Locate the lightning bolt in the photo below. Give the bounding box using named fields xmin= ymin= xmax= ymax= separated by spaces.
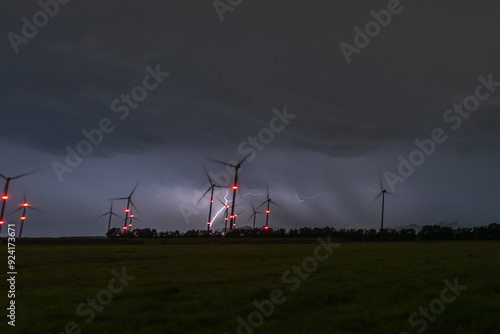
xmin=305 ymin=192 xmax=330 ymax=200
xmin=210 ymin=189 xmax=230 ymax=227
xmin=240 ymin=192 xmax=265 ymax=198
xmin=292 ymin=189 xmax=304 ymax=203
xmin=289 ymin=190 xmax=330 ymax=203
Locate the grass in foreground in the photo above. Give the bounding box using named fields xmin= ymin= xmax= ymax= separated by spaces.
xmin=1 ymin=239 xmax=499 ymax=333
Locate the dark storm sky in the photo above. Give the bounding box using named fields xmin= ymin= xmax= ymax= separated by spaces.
xmin=1 ymin=0 xmax=499 ymax=237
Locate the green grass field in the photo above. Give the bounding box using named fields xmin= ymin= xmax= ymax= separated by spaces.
xmin=1 ymin=239 xmax=499 ymax=333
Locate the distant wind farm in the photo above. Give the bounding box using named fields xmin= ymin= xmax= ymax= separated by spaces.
xmin=2 ymin=1 xmax=500 ymax=332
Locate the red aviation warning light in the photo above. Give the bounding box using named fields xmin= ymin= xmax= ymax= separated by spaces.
xmin=128 ymin=223 xmax=132 ymax=227
xmin=23 ymin=203 xmax=29 ymax=207
xmin=0 ymin=221 xmax=4 ymax=225
xmin=207 ymin=221 xmax=211 ymax=225
xmin=264 ymin=226 xmax=269 ymax=230
xmin=125 ymin=209 xmax=130 ymax=212
xmin=21 ymin=216 xmax=26 ymax=220
xmin=122 ymin=226 xmax=127 ymax=230
xmin=130 ymin=214 xmax=135 ymax=218
xmin=210 ymin=200 xmax=214 ymax=203
xmin=266 ymin=210 xmax=270 ymax=214
xmin=232 ymin=185 xmax=238 ymax=190
xmin=2 ymin=195 xmax=9 ymax=200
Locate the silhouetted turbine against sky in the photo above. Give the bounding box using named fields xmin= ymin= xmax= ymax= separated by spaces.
xmin=205 ymin=154 xmax=251 ymax=232
xmin=248 ymin=202 xmax=262 ymax=229
xmin=197 ymin=165 xmax=225 ymax=233
xmin=233 ymin=209 xmax=244 ymax=229
xmin=96 ymin=200 xmax=121 ymax=234
xmin=372 ymin=178 xmax=394 ymax=230
xmin=217 ymin=197 xmax=232 ymax=234
xmin=110 ymin=182 xmax=139 ymax=232
xmin=127 ymin=210 xmax=141 ymax=232
xmin=258 ymin=185 xmax=279 ymax=229
xmin=10 ymin=190 xmax=42 ymax=239
xmin=0 ymin=169 xmax=40 ymax=233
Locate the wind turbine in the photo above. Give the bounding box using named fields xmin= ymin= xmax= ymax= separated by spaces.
xmin=127 ymin=211 xmax=142 ymax=232
xmin=248 ymin=202 xmax=262 ymax=229
xmin=217 ymin=197 xmax=232 ymax=234
xmin=258 ymin=186 xmax=279 ymax=230
xmin=197 ymin=166 xmax=225 ymax=233
xmin=205 ymin=154 xmax=251 ymax=232
xmin=372 ymin=178 xmax=394 ymax=230
xmin=97 ymin=201 xmax=121 ymax=234
xmin=10 ymin=191 xmax=42 ymax=239
xmin=0 ymin=169 xmax=40 ymax=232
xmin=232 ymin=210 xmax=245 ymax=229
xmin=111 ymin=182 xmax=139 ymax=232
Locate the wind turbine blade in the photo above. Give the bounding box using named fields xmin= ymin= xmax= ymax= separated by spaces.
xmin=130 ymin=200 xmax=139 ymax=213
xmin=270 ymin=200 xmax=280 ymax=207
xmin=8 ymin=207 xmax=23 ymax=215
xmin=257 ymin=201 xmax=267 ymax=208
xmin=370 ymin=192 xmax=383 ymax=205
xmin=203 ymin=165 xmax=213 ymax=184
xmin=129 ymin=182 xmax=140 ymax=197
xmin=237 ymin=153 xmax=252 ymax=166
xmin=379 ymin=177 xmax=384 ymax=192
xmin=28 ymin=206 xmax=44 ymax=213
xmin=216 ymin=197 xmax=225 ymax=206
xmin=204 ymin=157 xmax=235 ymax=168
xmin=12 ymin=169 xmax=42 ymax=179
xmin=267 ymin=185 xmax=270 ymax=200
xmin=251 ymin=202 xmax=256 ymax=213
xmin=0 ymin=173 xmax=6 ymax=180
xmin=196 ymin=187 xmax=212 ymax=206
xmin=111 ymin=212 xmax=121 ymax=218
xmin=96 ymin=213 xmax=109 ymax=219
xmin=110 ymin=197 xmax=128 ymax=200
xmin=23 ymin=190 xmax=27 ymax=203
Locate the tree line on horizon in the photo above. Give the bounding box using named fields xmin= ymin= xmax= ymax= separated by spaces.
xmin=106 ymin=223 xmax=500 ymax=241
